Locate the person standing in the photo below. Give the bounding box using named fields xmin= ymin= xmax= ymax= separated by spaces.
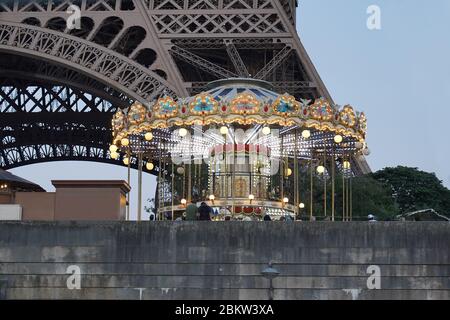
xmin=198 ymin=202 xmax=213 ymax=221
xmin=185 ymin=200 xmax=198 ymax=221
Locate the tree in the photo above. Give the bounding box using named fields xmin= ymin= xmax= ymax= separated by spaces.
xmin=346 ymin=175 xmax=399 ymax=220
xmin=372 ymin=166 xmax=450 ymax=216
xmin=296 ymin=170 xmax=398 ymax=220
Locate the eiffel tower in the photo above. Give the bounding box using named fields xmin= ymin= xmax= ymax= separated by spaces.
xmin=0 ymin=0 xmax=370 ymax=174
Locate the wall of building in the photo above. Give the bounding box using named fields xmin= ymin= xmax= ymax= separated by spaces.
xmin=15 ymin=192 xmax=55 ymax=220
xmin=54 ymin=187 xmax=123 ymax=220
xmin=0 ymin=221 xmax=450 ymax=300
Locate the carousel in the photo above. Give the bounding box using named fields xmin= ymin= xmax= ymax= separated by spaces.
xmin=109 ymin=78 xmax=369 ymax=221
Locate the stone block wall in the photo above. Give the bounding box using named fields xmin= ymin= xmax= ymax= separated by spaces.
xmin=0 ymin=221 xmax=449 ymax=299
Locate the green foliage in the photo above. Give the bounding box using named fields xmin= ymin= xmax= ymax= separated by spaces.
xmin=372 ymin=166 xmax=450 ymax=216
xmin=348 ymin=175 xmax=399 ymax=219
xmin=297 ymin=173 xmax=398 ymax=220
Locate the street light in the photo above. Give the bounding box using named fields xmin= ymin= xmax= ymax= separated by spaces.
xmin=261 ymin=262 xmax=280 ymax=300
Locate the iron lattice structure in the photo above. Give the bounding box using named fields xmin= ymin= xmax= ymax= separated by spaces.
xmin=0 ymin=0 xmax=370 ymax=174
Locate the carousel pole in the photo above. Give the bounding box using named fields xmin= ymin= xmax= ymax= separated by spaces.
xmin=350 ymin=174 xmax=353 ymax=221
xmin=224 ymin=129 xmax=228 ymax=211
xmin=171 ymin=162 xmax=174 ymax=221
xmin=158 ymin=150 xmax=162 ymax=220
xmin=280 ymin=135 xmax=284 ymax=204
xmin=309 ymin=158 xmax=313 ymax=221
xmin=231 ymin=150 xmax=235 ymax=217
xmin=342 ymin=166 xmax=346 ymax=221
xmin=323 ymin=150 xmax=327 ymax=218
xmin=331 ymin=148 xmax=335 ymax=222
xmin=137 ymin=151 xmax=143 ymax=222
xmin=294 ymin=130 xmax=298 ymax=220
xmin=182 ymin=162 xmax=186 ymax=203
xmin=162 ymin=159 xmax=166 ymax=219
xmin=188 ymin=162 xmax=192 ymax=202
xmin=345 ymin=171 xmax=350 ymax=221
xmin=126 ymin=147 xmax=131 ymax=221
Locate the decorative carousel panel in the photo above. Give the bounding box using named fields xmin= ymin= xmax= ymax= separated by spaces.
xmin=357 ymin=112 xmax=367 ymax=136
xmin=299 ymin=99 xmax=312 ymax=118
xmin=272 ymin=94 xmax=300 ymax=116
xmin=154 ymin=96 xmax=178 ymax=119
xmin=230 ymin=92 xmax=260 ymax=115
xmin=189 ymin=93 xmax=218 ymax=116
xmin=127 ymin=102 xmax=147 ymax=126
xmin=112 ymin=109 xmax=126 ymax=132
xmin=309 ymin=98 xmax=334 ymax=122
xmin=339 ymin=105 xmax=357 ymax=127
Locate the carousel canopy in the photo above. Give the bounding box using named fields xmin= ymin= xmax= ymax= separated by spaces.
xmin=112 ymin=78 xmax=367 ymax=144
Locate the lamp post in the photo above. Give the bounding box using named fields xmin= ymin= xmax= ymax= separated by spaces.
xmin=261 ymin=262 xmax=280 ymax=300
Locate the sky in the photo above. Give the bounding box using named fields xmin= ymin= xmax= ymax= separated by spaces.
xmin=10 ymin=0 xmax=450 ymax=220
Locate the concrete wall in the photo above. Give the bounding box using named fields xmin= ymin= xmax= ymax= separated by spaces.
xmin=0 ymin=221 xmax=450 ymax=300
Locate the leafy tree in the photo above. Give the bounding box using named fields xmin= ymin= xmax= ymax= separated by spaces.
xmin=296 ymin=170 xmax=397 ymax=220
xmin=372 ymin=166 xmax=450 ymax=216
xmin=345 ymin=175 xmax=399 ymax=220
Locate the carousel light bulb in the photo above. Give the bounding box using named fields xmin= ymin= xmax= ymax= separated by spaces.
xmin=334 ymin=134 xmax=343 ymax=144
xmin=123 ymin=157 xmax=130 ymax=165
xmin=110 ymin=151 xmax=119 ymax=160
xmin=121 ymin=138 xmax=129 ymax=146
xmin=262 ymin=126 xmax=271 ymax=135
xmin=146 ymin=162 xmax=154 ymax=171
xmin=145 ymin=132 xmax=153 ymax=141
xmin=316 ymin=165 xmax=325 ymax=174
xmin=355 ymin=141 xmax=363 ymax=149
xmin=176 ymin=167 xmax=185 ymax=175
xmin=248 ymin=194 xmax=255 ymax=200
xmin=299 ymin=202 xmax=305 ymax=209
xmin=180 ymin=198 xmax=187 ymax=206
xmin=109 ymin=144 xmax=118 ymax=153
xmin=301 ymin=129 xmax=311 ymax=139
xmin=363 ymin=148 xmax=371 ymax=156
xmin=285 ymin=168 xmax=292 ymax=177
xmin=220 ymin=126 xmax=228 ymax=135
xmin=209 ymin=194 xmax=215 ymax=201
xmin=343 ymin=161 xmax=351 ymax=169
xmin=283 ymin=197 xmax=289 ymax=203
xmin=179 ymin=128 xmax=188 ymax=137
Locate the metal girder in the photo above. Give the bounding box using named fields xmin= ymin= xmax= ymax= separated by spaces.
xmin=169 ymin=45 xmax=237 ymax=79
xmin=254 ymin=46 xmax=293 ymax=80
xmin=0 ymin=0 xmax=371 ymax=174
xmin=224 ymin=40 xmax=249 ymax=77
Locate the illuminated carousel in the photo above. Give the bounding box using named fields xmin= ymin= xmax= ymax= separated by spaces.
xmin=110 ymin=78 xmax=369 ymax=221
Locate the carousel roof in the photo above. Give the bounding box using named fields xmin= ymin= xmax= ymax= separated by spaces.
xmin=202 ymin=78 xmax=278 ymax=101
xmin=112 ymin=78 xmax=367 ymax=144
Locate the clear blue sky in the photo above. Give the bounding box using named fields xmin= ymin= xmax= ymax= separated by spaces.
xmin=11 ymin=1 xmax=450 ymax=219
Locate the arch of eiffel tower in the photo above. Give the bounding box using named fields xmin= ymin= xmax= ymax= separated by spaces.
xmin=0 ymin=0 xmax=370 ymax=174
